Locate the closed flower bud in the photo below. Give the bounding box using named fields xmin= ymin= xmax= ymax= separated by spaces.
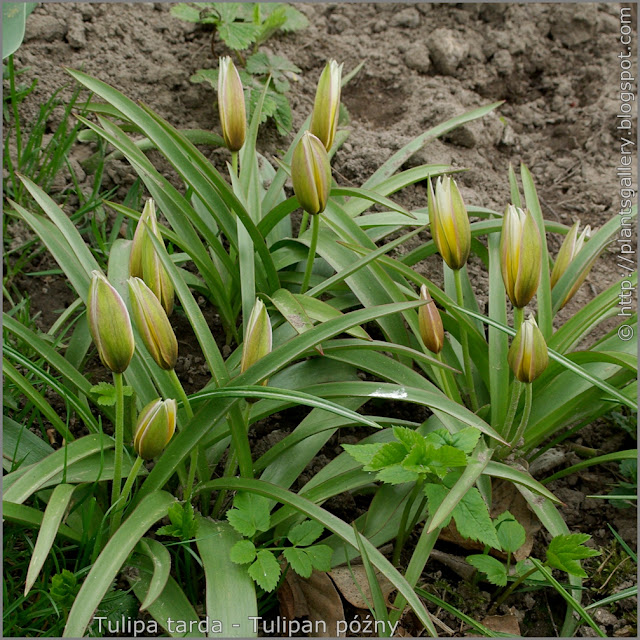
xmin=128 ymin=277 xmax=178 ymax=370
xmin=129 ymin=199 xmax=175 ymax=316
xmin=129 ymin=199 xmax=156 ymax=280
xmin=291 ymin=131 xmax=331 ymax=216
xmin=418 ymin=285 xmax=444 ymax=354
xmin=550 ymin=221 xmax=593 ymax=307
xmin=508 ymin=315 xmax=548 ymax=383
xmin=240 ymin=299 xmax=272 ymax=384
xmin=428 ymin=176 xmax=471 ymax=271
xmin=500 ymin=205 xmax=542 ymax=309
xmin=88 ymin=271 xmax=134 ymax=373
xmin=218 ymin=56 xmax=246 ymax=152
xmin=310 ymin=59 xmax=343 ymax=151
xmin=133 ymin=398 xmax=176 ymax=460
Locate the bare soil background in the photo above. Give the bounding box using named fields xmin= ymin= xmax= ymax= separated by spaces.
xmin=5 ymin=2 xmax=637 ymax=637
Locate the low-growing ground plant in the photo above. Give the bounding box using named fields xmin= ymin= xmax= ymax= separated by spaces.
xmin=173 ymin=2 xmax=308 ymax=135
xmin=3 ymin=31 xmax=637 ymax=640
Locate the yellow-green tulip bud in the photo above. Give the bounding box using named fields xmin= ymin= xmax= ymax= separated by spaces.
xmin=310 ymin=59 xmax=343 ymax=151
xmin=240 ymin=299 xmax=272 ymax=384
xmin=129 ymin=199 xmax=175 ymax=316
xmin=128 ymin=277 xmax=178 ymax=370
xmin=87 ymin=271 xmax=135 ymax=374
xmin=508 ymin=314 xmax=548 ymax=383
xmin=133 ymin=398 xmax=176 ymax=460
xmin=550 ymin=222 xmax=593 ymax=307
xmin=141 ymin=233 xmax=175 ymax=317
xmin=129 ymin=199 xmax=156 ymax=280
xmin=428 ymin=176 xmax=471 ymax=271
xmin=218 ymin=56 xmax=246 ymax=152
xmin=500 ymin=205 xmax=542 ymax=309
xmin=418 ymin=285 xmax=444 ymax=354
xmin=291 ymin=131 xmax=331 ymax=216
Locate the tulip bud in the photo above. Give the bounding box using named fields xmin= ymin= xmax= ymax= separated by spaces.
xmin=500 ymin=205 xmax=542 ymax=309
xmin=310 ymin=60 xmax=343 ymax=151
xmin=87 ymin=271 xmax=135 ymax=373
xmin=133 ymin=398 xmax=177 ymax=460
xmin=428 ymin=176 xmax=471 ymax=271
xmin=128 ymin=277 xmax=178 ymax=370
xmin=129 ymin=199 xmax=175 ymax=316
xmin=240 ymin=299 xmax=272 ymax=384
xmin=508 ymin=315 xmax=548 ymax=383
xmin=291 ymin=131 xmax=331 ymax=216
xmin=129 ymin=199 xmax=156 ymax=280
xmin=218 ymin=56 xmax=246 ymax=152
xmin=418 ymin=285 xmax=444 ymax=354
xmin=550 ymin=222 xmax=593 ymax=307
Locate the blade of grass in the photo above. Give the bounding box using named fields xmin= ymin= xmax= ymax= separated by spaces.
xmin=136 ymin=538 xmax=172 ymax=611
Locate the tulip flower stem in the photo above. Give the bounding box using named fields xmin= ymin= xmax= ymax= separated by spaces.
xmin=514 ymin=306 xmax=524 ymax=332
xmin=299 ymin=211 xmax=309 ymax=237
xmin=231 ymin=151 xmax=239 ymax=179
xmin=168 ymin=369 xmax=200 ymax=502
xmin=111 ymin=456 xmax=144 ymax=532
xmin=453 ymin=269 xmax=478 ymax=411
xmin=392 ymin=477 xmax=424 ymax=566
xmin=435 ymin=352 xmax=456 ymax=400
xmin=508 ymin=383 xmax=533 ymax=450
xmin=502 ymin=379 xmax=523 ymax=443
xmin=300 ymin=214 xmax=319 ymax=295
xmin=109 ymin=372 xmax=125 ymax=538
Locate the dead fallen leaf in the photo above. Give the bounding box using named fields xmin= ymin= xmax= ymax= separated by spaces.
xmin=430 ymin=549 xmax=476 ymax=580
xmin=329 ymin=564 xmax=396 ymax=609
xmin=480 ymin=614 xmax=521 ymax=636
xmin=277 ymin=569 xmax=344 ymax=637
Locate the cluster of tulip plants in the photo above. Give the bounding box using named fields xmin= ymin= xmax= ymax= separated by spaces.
xmin=3 ymin=52 xmax=637 ymax=638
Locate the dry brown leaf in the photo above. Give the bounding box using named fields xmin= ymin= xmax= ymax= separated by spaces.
xmin=277 ymin=569 xmax=344 ymax=637
xmin=328 ymin=564 xmax=396 ymax=609
xmin=480 ymin=614 xmax=521 ymax=636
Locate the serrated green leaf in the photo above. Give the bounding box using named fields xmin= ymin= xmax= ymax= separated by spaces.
xmin=90 ymin=382 xmax=133 ymax=406
xmin=248 ymin=550 xmax=281 ymax=591
xmin=515 ymin=559 xmax=546 ymax=583
xmin=227 ymin=492 xmax=271 ymax=537
xmin=546 ymin=533 xmax=601 ymax=578
xmin=392 ymin=426 xmax=423 ymax=451
xmin=218 ymin=21 xmax=260 ymax=49
xmin=376 ymin=465 xmax=420 ymax=485
xmin=425 ymin=481 xmax=500 ymax=548
xmin=305 ymin=545 xmax=333 ymax=572
xmin=288 ymin=520 xmax=323 ymax=547
xmin=494 ymin=511 xmax=526 ymax=554
xmin=403 ymin=442 xmax=467 ymax=476
xmin=466 ymin=555 xmax=508 ymax=586
xmin=170 ymin=4 xmax=207 ymax=23
xmin=230 ymin=540 xmax=257 ymax=565
xmin=342 ymin=443 xmax=384 ymax=467
xmin=158 ymin=503 xmax=197 ymax=540
xmin=424 ymin=427 xmax=481 ymax=454
xmin=283 ymin=547 xmax=313 ymax=578
xmin=366 ymin=442 xmax=407 ymax=471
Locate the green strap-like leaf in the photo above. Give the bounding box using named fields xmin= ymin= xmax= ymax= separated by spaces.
xmin=63 ymin=491 xmax=176 ymax=637
xmin=25 ymin=484 xmax=77 ymax=595
xmin=129 ymin=555 xmax=204 ymax=637
xmin=4 ymin=434 xmax=113 ymax=504
xmin=196 ymin=518 xmax=258 ymax=637
xmin=135 ymin=538 xmax=172 ymax=611
xmin=3 ymin=501 xmax=82 ymax=542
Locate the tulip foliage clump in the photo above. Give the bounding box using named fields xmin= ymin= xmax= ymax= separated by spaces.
xmin=3 ymin=52 xmax=637 ymax=639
